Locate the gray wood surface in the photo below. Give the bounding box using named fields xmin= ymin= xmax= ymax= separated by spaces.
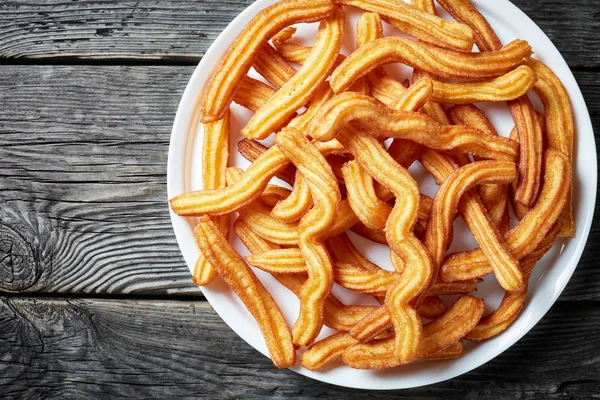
xmin=0 ymin=0 xmax=598 ymax=398
xmin=0 ymin=0 xmax=597 ymax=67
xmin=0 ymin=298 xmax=598 ymax=399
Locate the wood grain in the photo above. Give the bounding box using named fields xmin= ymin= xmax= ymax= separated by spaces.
xmin=0 ymin=64 xmax=198 ymax=296
xmin=0 ymin=0 xmax=597 ymax=67
xmin=0 ymin=297 xmax=598 ymax=399
xmin=0 ymin=64 xmax=598 ymax=300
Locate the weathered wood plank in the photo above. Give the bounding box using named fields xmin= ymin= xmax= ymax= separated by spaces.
xmin=0 ymin=297 xmax=598 ymax=399
xmin=0 ymin=64 xmax=598 ymax=300
xmin=0 ymin=0 xmax=597 ymax=67
xmin=0 ymin=64 xmax=199 ymax=296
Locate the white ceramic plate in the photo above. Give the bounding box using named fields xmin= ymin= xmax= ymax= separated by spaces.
xmin=167 ymin=0 xmax=596 ymax=390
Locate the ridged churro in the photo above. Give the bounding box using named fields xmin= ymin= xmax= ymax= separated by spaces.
xmin=343 ymin=295 xmax=484 ymax=369
xmin=276 ymin=128 xmax=341 ymax=346
xmin=441 ymin=150 xmax=571 ymax=282
xmin=330 ymin=37 xmax=532 ymax=93
xmin=199 ymin=0 xmax=334 ymax=122
xmin=528 ymin=59 xmax=575 ymax=236
xmin=307 ymin=92 xmax=519 ymax=161
xmin=424 ymin=160 xmax=523 ymax=291
xmin=192 ymin=112 xmax=231 ymax=286
xmin=253 ymin=43 xmax=297 ymax=89
xmin=334 ymin=128 xmax=432 ymax=362
xmin=431 ymin=65 xmax=536 ymax=104
xmin=195 ymin=216 xmax=296 ymax=368
xmin=243 ymin=7 xmax=344 ymax=140
xmin=333 ymin=0 xmax=474 ymax=50
xmin=448 ymin=105 xmax=510 ymax=232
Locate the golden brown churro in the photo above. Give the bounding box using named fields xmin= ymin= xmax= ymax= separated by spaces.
xmin=334 ymin=0 xmax=474 ymax=50
xmin=192 ymin=113 xmax=231 ymax=286
xmin=243 ymin=7 xmax=344 ymax=140
xmin=424 ymin=160 xmax=523 ymax=291
xmin=195 ymin=216 xmax=296 ymax=368
xmin=528 ymin=59 xmax=575 ymax=236
xmin=276 ymin=128 xmax=341 ymax=346
xmin=442 ymin=150 xmax=571 ymax=282
xmin=430 ymin=66 xmax=537 ymax=104
xmin=343 ymin=295 xmax=484 ymax=369
xmin=199 ymin=0 xmax=334 ymax=122
xmin=307 ymin=93 xmax=519 ymax=161
xmin=330 ymin=37 xmax=532 ymax=93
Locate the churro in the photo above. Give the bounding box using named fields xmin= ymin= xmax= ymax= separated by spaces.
xmin=424 ymin=160 xmax=523 ymax=291
xmin=276 ymin=128 xmax=341 ymax=346
xmin=192 ymin=112 xmax=231 ymax=286
xmin=430 ymin=66 xmax=536 ymax=104
xmin=243 ymin=7 xmax=344 ymax=140
xmin=307 ymin=92 xmax=519 ymax=161
xmin=199 ymin=0 xmax=334 ymax=122
xmin=343 ymin=295 xmax=484 ymax=369
xmin=441 ymin=150 xmax=571 ymax=282
xmin=195 ymin=216 xmax=296 ymax=368
xmin=330 ymin=37 xmax=532 ymax=93
xmin=333 ymin=0 xmax=474 ymax=50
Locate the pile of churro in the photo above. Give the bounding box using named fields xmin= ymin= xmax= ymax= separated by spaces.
xmin=170 ymin=0 xmax=574 ymax=370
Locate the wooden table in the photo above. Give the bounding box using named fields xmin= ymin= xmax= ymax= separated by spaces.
xmin=0 ymin=1 xmax=598 ymax=398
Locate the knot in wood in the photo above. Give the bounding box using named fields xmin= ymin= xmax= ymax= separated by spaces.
xmin=0 ymin=223 xmax=39 ymax=291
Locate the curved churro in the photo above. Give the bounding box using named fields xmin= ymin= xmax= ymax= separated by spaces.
xmin=466 ymin=221 xmax=562 ymax=341
xmin=448 ymin=104 xmax=510 ymax=232
xmin=307 ymin=93 xmax=519 ymax=161
xmin=431 ymin=66 xmax=536 ymax=104
xmin=234 ymin=219 xmax=378 ymax=333
xmin=436 ymin=0 xmax=502 ymax=52
xmin=199 ymin=0 xmax=334 ymax=122
xmin=325 ymin=233 xmax=379 ymax=272
xmin=194 ymin=216 xmax=296 ymax=368
xmin=343 ymin=295 xmax=484 ymax=369
xmin=528 ymin=59 xmax=574 ymax=237
xmin=271 ymin=171 xmax=312 ymax=222
xmin=334 ymin=0 xmax=474 ymax=51
xmin=334 ymin=128 xmax=432 ymax=362
xmin=242 ymin=7 xmax=344 ymax=140
xmin=424 ymin=160 xmax=523 ymax=291
xmin=510 ymin=95 xmax=544 ymax=207
xmin=330 ymin=37 xmax=532 ymax=93
xmin=436 ymin=0 xmax=544 ymax=210
xmin=192 ymin=112 xmax=231 ymax=286
xmin=343 ymin=160 xmax=392 ymax=232
xmin=441 ymin=150 xmax=571 ymax=282
xmin=276 ymin=128 xmax=341 ymax=346
xmin=170 ymin=137 xmax=343 ymax=216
